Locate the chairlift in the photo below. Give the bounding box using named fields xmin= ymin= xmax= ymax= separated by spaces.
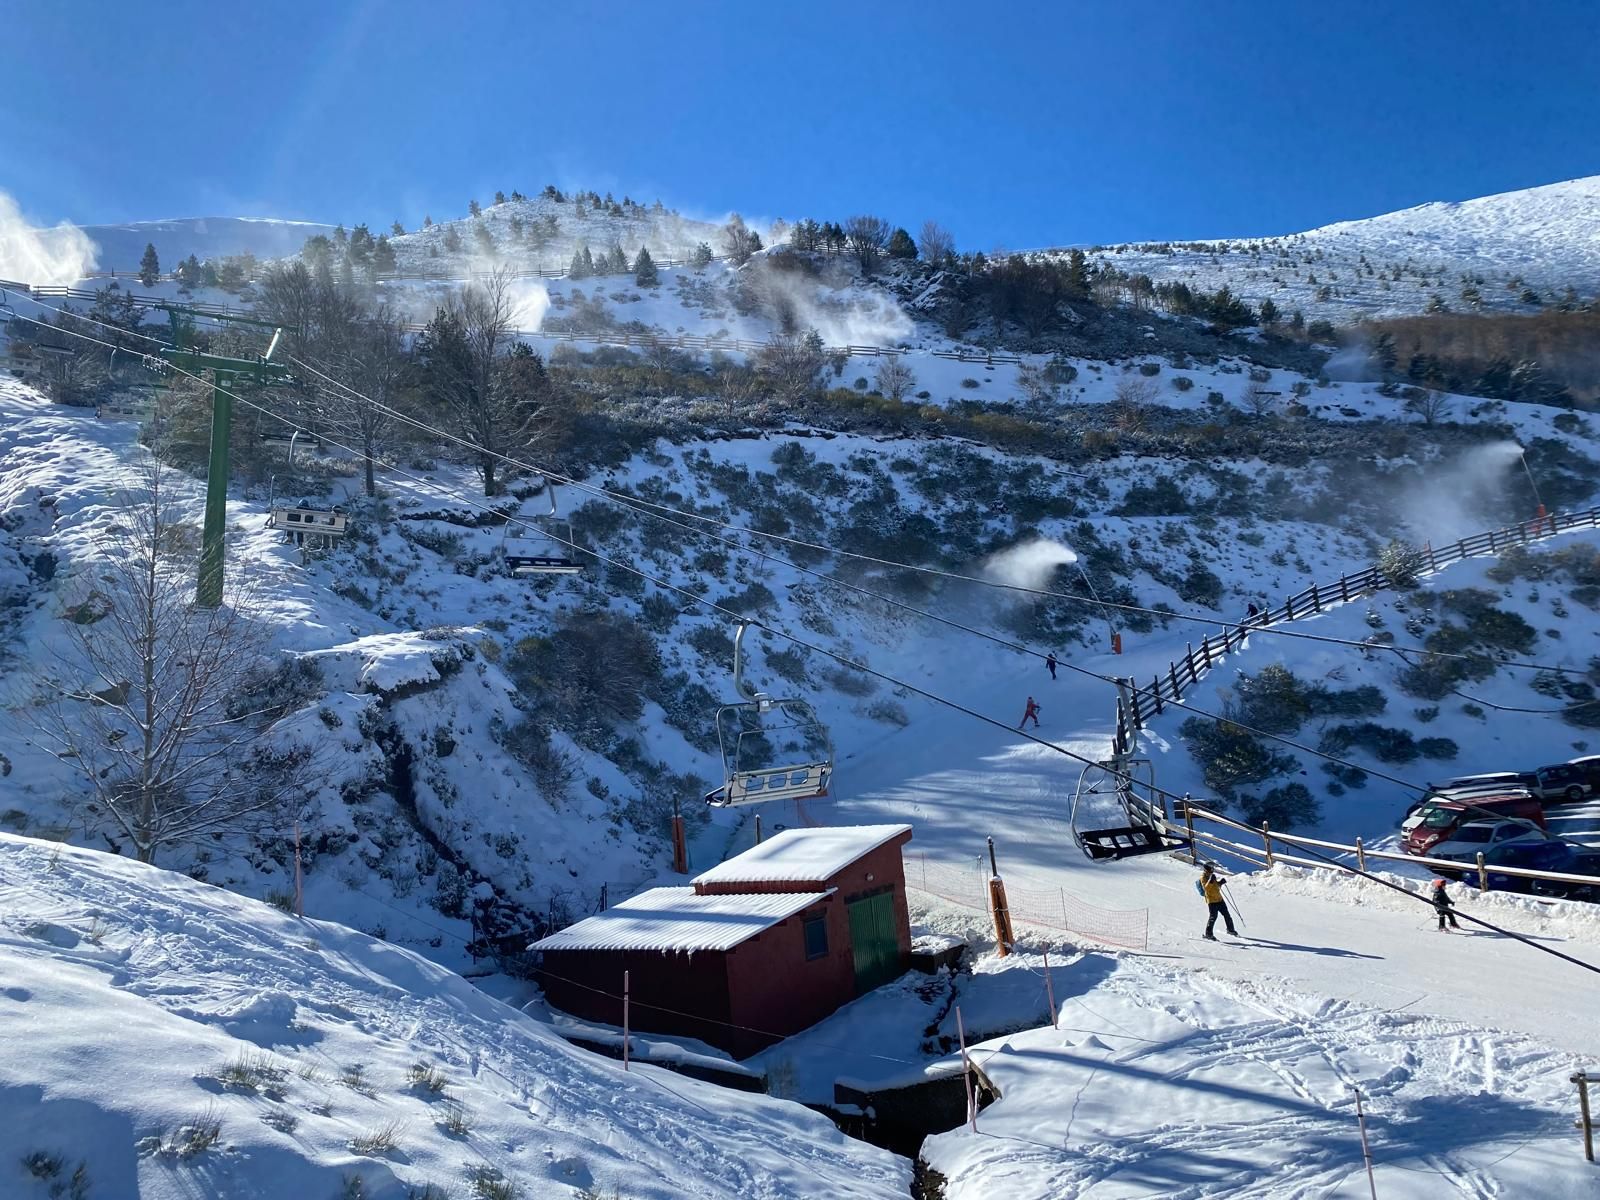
xmin=1069 ymin=756 xmax=1188 ymax=861
xmin=267 ymin=504 xmax=348 ymax=550
xmin=705 ymin=623 xmax=834 ymax=807
xmin=96 ymin=397 xmax=154 ymax=422
xmin=502 ymin=482 xmax=583 ymax=575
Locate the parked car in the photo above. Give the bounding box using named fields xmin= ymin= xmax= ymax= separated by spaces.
xmin=1432 ymin=839 xmax=1580 ymax=893
xmin=1564 ymin=756 xmax=1600 ymax=790
xmin=1401 ymin=781 xmax=1540 ymax=826
xmin=1528 ymin=762 xmax=1597 ymax=804
xmin=1402 ymin=790 xmax=1545 ymax=855
xmin=1429 ymin=771 xmax=1536 ymax=793
xmin=1427 ymin=817 xmax=1551 ymax=863
xmin=1531 ymin=848 xmax=1600 ymax=902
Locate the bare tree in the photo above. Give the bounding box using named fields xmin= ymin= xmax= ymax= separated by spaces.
xmin=721 ymin=214 xmax=762 ymax=266
xmin=756 ymin=330 xmax=827 ymax=402
xmin=1406 ymin=388 xmax=1451 ymax=427
xmin=843 ymin=215 xmax=892 ymax=274
xmin=1241 ymin=382 xmax=1277 ymax=418
xmin=317 ymin=304 xmax=412 ymax=497
xmin=1114 ymin=377 xmax=1158 ymax=432
xmin=416 ymin=268 xmax=539 ymax=495
xmin=26 ymin=459 xmax=307 ymax=864
xmin=873 ymin=357 xmax=916 ymax=403
xmin=917 ymin=221 xmax=955 ymax=268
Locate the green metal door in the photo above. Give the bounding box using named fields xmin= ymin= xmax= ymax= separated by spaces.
xmin=848 ymin=891 xmax=899 ymax=993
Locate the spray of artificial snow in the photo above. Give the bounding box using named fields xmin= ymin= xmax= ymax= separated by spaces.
xmin=0 ymin=191 xmax=98 ymax=286
xmin=1403 ymin=439 xmax=1529 ymax=544
xmin=504 ymin=277 xmax=551 ymax=332
xmin=983 ymin=539 xmax=1078 ymax=589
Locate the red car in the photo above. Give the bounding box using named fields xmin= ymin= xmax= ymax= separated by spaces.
xmin=1402 ymin=790 xmax=1545 ymax=856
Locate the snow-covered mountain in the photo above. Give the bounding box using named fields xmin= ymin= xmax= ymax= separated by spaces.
xmin=1087 ymin=174 xmax=1600 ymax=321
xmin=75 ymin=216 xmax=339 ymax=273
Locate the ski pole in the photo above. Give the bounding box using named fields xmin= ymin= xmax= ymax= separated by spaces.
xmin=1223 ymin=881 xmax=1246 ymax=929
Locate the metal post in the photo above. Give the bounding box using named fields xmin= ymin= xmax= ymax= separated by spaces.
xmin=1043 ymin=949 xmax=1058 ymax=1029
xmin=196 ymin=374 xmax=231 ymax=608
xmin=622 ymin=970 xmax=631 ymax=1071
xmin=957 ymin=1005 xmax=976 ymax=1132
xmin=755 ymin=814 xmax=763 ymax=845
xmin=1353 ymin=1088 xmax=1379 ymax=1198
xmin=1573 ymin=1071 xmax=1594 ymax=1162
xmin=293 ymin=821 xmax=304 ymax=918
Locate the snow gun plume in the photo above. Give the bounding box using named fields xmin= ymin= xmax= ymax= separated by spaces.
xmin=1403 ymin=439 xmax=1527 ymax=544
xmin=982 ymin=539 xmax=1078 ymax=591
xmin=0 ymin=190 xmax=98 ymax=286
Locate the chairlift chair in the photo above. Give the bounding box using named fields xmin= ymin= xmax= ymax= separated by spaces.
xmin=502 ymin=483 xmax=583 ymax=575
xmin=267 ymin=505 xmax=348 ymax=550
xmin=1069 ymin=756 xmax=1188 ymax=861
xmin=705 ymin=623 xmax=834 ymax=807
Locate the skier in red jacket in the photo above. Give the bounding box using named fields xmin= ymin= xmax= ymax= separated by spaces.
xmin=1019 ymin=697 xmax=1041 ymax=729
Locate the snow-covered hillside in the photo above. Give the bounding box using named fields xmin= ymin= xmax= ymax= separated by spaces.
xmin=0 ymin=832 xmax=910 ymax=1199
xmin=75 ymin=217 xmax=340 ymax=274
xmin=1086 ymin=174 xmax=1600 ymax=322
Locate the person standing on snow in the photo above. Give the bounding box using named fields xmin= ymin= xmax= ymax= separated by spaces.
xmin=1432 ymin=878 xmax=1460 ymax=931
xmin=1045 ymin=653 xmax=1058 ymax=681
xmin=1019 ymin=696 xmax=1041 ymax=730
xmin=1197 ymin=864 xmax=1238 ymax=940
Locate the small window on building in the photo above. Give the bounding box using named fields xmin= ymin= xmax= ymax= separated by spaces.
xmin=803 ymin=912 xmax=828 ymax=960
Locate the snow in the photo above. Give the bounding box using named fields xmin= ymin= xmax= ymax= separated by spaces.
xmin=530 ymin=886 xmax=832 ymax=953
xmin=0 ymin=833 xmax=910 ymax=1199
xmin=71 ymin=216 xmax=341 ymax=275
xmin=691 ymin=823 xmax=912 ymax=886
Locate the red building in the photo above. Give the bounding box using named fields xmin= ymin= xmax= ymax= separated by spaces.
xmin=533 ymin=824 xmax=913 ymax=1058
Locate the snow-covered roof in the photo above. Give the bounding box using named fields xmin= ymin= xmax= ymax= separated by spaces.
xmin=692 ymin=825 xmax=913 ymax=887
xmin=531 ymin=887 xmax=832 ymax=953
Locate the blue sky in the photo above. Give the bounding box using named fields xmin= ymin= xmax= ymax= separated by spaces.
xmin=4 ymin=1 xmax=1597 ymax=248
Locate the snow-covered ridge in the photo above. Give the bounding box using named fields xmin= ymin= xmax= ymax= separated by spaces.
xmin=73 ymin=216 xmax=340 ymax=273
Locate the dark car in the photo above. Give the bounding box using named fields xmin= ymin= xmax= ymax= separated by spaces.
xmin=1529 ymin=762 xmax=1596 ymax=804
xmin=1529 ymin=847 xmax=1600 ymax=902
xmin=1480 ymin=840 xmax=1579 ymax=894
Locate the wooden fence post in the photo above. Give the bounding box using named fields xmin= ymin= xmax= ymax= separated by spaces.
xmin=1151 ymin=676 xmax=1163 ymax=715
xmin=1186 ymin=645 xmax=1199 ymax=685
xmin=1355 ymin=836 xmax=1366 ymax=874
xmin=1200 ymin=637 xmax=1213 ymax=667
xmin=1285 ymin=595 xmax=1296 ymax=621
xmin=1477 ymin=851 xmax=1489 ymax=892
xmin=1169 ymin=662 xmax=1182 ymax=699
xmin=1183 ymin=794 xmax=1197 ymax=864
xmin=1574 ymin=1071 xmax=1595 ymax=1162
xmin=1309 ymin=583 xmax=1321 ymax=613
xmin=1339 ymin=575 xmax=1350 ymax=603
xmin=1262 ymin=821 xmax=1275 ymax=867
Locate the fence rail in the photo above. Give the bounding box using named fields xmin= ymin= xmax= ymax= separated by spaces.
xmin=1113 ymin=504 xmax=1600 ymax=756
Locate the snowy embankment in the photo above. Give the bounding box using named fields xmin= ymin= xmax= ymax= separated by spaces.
xmin=0 ymin=833 xmax=911 ymax=1199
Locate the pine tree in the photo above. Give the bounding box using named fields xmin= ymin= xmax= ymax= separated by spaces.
xmin=633 ymin=247 xmax=658 ymax=287
xmin=468 ymin=199 xmax=481 ymax=217
xmin=606 ymin=243 xmax=628 ymax=274
xmin=373 ymin=235 xmax=397 ymax=273
xmin=690 ymin=242 xmax=713 ymax=270
xmin=569 ymin=245 xmax=592 ymax=279
xmin=1258 ymin=298 xmax=1280 ymax=326
xmin=138 ymin=243 xmax=160 ymax=288
xmin=391 ymin=220 xmax=405 ymax=236
xmin=423 ymin=215 xmax=433 ymax=228
xmin=493 ymin=190 xmax=507 ymax=206
xmin=886 ymin=227 xmax=917 ymax=259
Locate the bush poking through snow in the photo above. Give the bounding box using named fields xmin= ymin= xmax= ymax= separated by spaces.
xmin=1378 ymin=540 xmax=1426 ymax=589
xmin=407 ymin=1061 xmax=451 ymax=1095
xmin=437 ymin=1100 xmax=472 ymax=1136
xmin=164 ymin=1105 xmax=223 ymax=1159
xmin=466 ymin=1164 xmax=517 ymax=1199
xmin=349 ymin=1121 xmax=405 ymax=1156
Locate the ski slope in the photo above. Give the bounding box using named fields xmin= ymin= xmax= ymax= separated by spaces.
xmin=0 ymin=832 xmax=909 ymax=1200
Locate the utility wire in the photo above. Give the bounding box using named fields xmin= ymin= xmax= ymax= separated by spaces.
xmin=287 ymin=347 xmax=1598 ymax=680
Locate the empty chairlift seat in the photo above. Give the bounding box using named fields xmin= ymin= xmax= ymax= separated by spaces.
xmin=267 ymin=506 xmax=348 ymax=548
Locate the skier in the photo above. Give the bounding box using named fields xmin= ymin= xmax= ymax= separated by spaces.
xmin=1432 ymin=878 xmax=1460 ymax=931
xmin=1045 ymin=652 xmax=1058 ymax=681
xmin=1019 ymin=696 xmax=1041 ymax=730
xmin=1246 ymin=602 xmax=1260 ymax=619
xmin=1197 ymin=864 xmax=1238 ymax=940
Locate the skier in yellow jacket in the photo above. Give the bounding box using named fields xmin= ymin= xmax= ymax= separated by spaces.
xmin=1198 ymin=864 xmax=1238 ymax=940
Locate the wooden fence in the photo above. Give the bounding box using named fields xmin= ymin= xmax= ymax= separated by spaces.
xmin=1112 ymin=504 xmax=1600 ymax=757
